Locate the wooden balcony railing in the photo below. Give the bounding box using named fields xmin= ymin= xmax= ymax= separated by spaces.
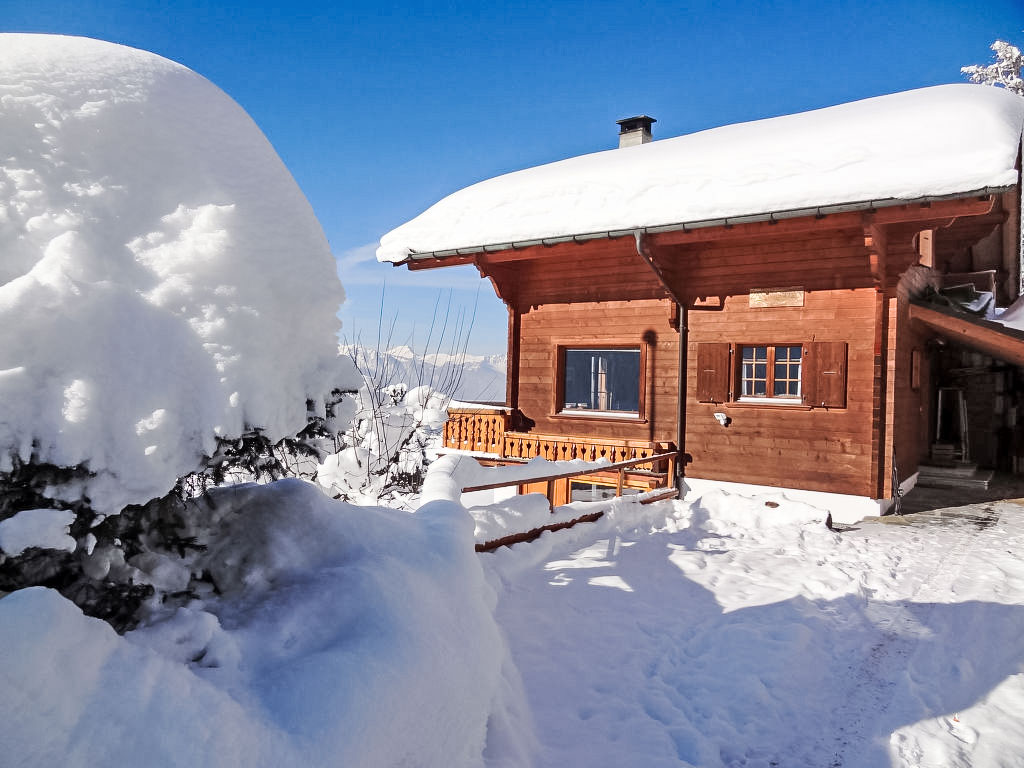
xmin=443 ymin=408 xmax=679 ymax=547
xmin=502 ymin=432 xmax=673 ymax=473
xmin=443 ymin=406 xmax=511 ymax=455
xmin=443 ymin=408 xmax=676 ymax=480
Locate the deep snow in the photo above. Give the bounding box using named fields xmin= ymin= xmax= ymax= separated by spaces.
xmin=5 ymin=458 xmax=1024 ymax=767
xmin=485 ymin=490 xmax=1024 ymax=767
xmin=378 ymin=84 xmax=1024 ymax=262
xmin=0 ymin=34 xmax=351 ymax=514
xmin=0 ymin=479 xmax=528 ymax=768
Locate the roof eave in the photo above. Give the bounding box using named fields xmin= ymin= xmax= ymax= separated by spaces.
xmin=392 ymin=186 xmax=1014 ymax=266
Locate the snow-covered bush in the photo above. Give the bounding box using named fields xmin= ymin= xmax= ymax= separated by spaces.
xmin=0 ymin=34 xmax=357 ymax=627
xmin=318 ymin=383 xmax=449 ymax=506
xmin=325 ymin=312 xmax=482 ymax=505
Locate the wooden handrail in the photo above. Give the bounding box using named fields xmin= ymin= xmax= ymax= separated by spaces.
xmin=474 ymin=487 xmax=681 ymax=552
xmin=461 ymin=451 xmax=678 ymax=493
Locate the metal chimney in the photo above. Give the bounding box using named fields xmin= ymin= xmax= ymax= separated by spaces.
xmin=616 ymin=115 xmax=656 ymax=148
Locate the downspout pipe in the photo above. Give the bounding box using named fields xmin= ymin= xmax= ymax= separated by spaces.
xmin=632 ymin=232 xmax=688 ymax=493
xmin=676 ymin=303 xmax=687 ymax=494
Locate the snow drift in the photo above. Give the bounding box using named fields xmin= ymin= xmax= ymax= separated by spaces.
xmin=0 ymin=34 xmax=349 ymax=513
xmin=0 ymin=479 xmax=527 ymax=768
xmin=378 ymin=84 xmax=1024 ymax=262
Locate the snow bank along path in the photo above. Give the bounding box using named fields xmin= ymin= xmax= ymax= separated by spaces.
xmin=378 ymin=84 xmax=1024 ymax=262
xmin=0 ymin=34 xmax=348 ymax=513
xmin=486 ymin=490 xmax=1024 ymax=767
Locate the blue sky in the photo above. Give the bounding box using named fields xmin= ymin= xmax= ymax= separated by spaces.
xmin=6 ymin=0 xmax=1024 ymax=354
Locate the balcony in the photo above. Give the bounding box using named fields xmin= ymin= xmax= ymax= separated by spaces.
xmin=442 ymin=405 xmax=677 ymax=499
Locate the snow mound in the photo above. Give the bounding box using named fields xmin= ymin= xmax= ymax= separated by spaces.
xmin=691 ymin=488 xmax=827 ymax=535
xmin=379 ymin=84 xmax=1024 ymax=261
xmin=0 ymin=34 xmax=350 ymax=513
xmin=0 ymin=507 xmax=77 ymax=556
xmin=0 ymin=479 xmax=528 ymax=767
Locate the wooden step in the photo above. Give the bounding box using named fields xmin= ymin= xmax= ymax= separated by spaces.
xmin=916 ymin=466 xmax=993 ymax=490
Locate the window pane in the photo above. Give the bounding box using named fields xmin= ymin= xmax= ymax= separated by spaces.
xmin=740 ymin=346 xmax=769 ymax=398
xmin=563 ymin=349 xmax=640 ymax=412
xmin=771 ymin=344 xmax=802 ymax=399
xmin=570 ymin=482 xmax=642 ymax=502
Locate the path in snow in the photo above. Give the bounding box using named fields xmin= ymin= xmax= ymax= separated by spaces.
xmin=808 ymin=506 xmax=999 ymax=767
xmin=485 ymin=496 xmax=1024 ymax=768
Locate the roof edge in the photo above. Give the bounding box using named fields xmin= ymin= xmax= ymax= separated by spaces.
xmin=394 ymin=186 xmax=1014 ymax=265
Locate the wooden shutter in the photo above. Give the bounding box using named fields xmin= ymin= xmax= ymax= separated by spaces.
xmin=696 ymin=343 xmax=730 ymax=403
xmin=803 ymin=342 xmax=847 ymax=408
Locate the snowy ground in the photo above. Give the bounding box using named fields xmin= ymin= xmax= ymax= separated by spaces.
xmin=485 ymin=491 xmax=1024 ymax=768
xmin=4 ymin=475 xmax=1024 ymax=767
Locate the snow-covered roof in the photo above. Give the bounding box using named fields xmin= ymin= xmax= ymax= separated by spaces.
xmin=378 ymin=85 xmax=1024 ymax=263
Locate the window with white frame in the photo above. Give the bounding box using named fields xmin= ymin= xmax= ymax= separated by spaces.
xmin=740 ymin=345 xmax=802 ymax=400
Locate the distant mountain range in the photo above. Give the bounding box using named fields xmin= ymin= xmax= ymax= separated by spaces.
xmin=340 ymin=344 xmax=507 ymax=403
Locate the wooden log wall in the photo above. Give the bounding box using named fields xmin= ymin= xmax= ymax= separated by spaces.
xmin=515 ymin=298 xmax=679 ymax=444
xmin=667 ymin=227 xmax=880 ymax=497
xmin=657 ymin=228 xmax=876 ymax=297
xmin=493 ymin=236 xmax=679 ymax=446
xmin=684 ymin=289 xmax=878 ymax=496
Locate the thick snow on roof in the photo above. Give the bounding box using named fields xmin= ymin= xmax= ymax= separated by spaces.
xmin=378 ymin=85 xmax=1024 ymax=262
xmin=0 ymin=35 xmax=350 ymax=513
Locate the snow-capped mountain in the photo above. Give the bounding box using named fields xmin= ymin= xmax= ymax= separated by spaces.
xmin=341 ymin=344 xmax=507 ymax=403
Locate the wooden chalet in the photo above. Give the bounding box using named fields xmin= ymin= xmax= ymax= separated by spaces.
xmin=379 ymin=85 xmax=1024 ymax=522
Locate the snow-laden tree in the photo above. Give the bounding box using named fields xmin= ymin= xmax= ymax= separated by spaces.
xmin=0 ymin=35 xmax=356 ymax=630
xmin=962 ymin=40 xmax=1024 ymax=96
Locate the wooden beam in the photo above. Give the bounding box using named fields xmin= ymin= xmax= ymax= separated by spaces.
xmin=475 ymin=487 xmax=679 ymax=552
xmin=651 ymin=212 xmax=864 ymax=246
xmin=917 ymin=229 xmax=934 ymax=267
xmin=649 ymin=197 xmax=998 ymax=247
xmin=634 ymin=232 xmax=687 ymax=305
xmin=870 ymin=196 xmax=997 ymax=224
xmin=405 ymin=254 xmax=475 ymax=269
xmin=506 ymin=305 xmax=521 ymax=410
xmin=479 ymin=237 xmax=634 ymax=264
xmin=401 ymin=197 xmax=999 ymax=270
xmin=864 ymin=220 xmax=888 ymax=289
xmin=909 ymin=302 xmax=1024 ymax=367
xmin=472 ymin=259 xmax=526 ymax=310
xmin=476 ymin=511 xmax=605 ymax=552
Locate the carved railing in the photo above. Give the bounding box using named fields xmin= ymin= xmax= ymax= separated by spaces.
xmin=442 ymin=411 xmax=677 ymax=481
xmin=443 ymin=407 xmax=511 ymax=455
xmin=502 ymin=431 xmax=674 ymax=475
